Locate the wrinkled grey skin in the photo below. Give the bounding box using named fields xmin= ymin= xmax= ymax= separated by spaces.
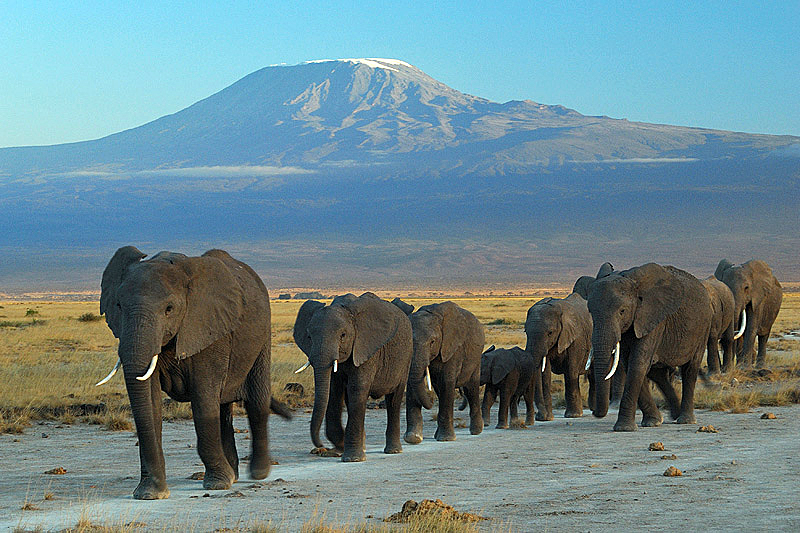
xmin=572 ymin=262 xmax=624 ymax=404
xmin=404 ymin=301 xmax=485 ymax=443
xmin=525 ymin=293 xmax=593 ymax=420
xmin=714 ymin=259 xmax=783 ymax=369
xmin=702 ymin=277 xmax=736 ymax=374
xmin=293 ymin=292 xmax=413 ymax=462
xmin=100 ymin=247 xmax=291 ymax=500
xmin=587 ymin=263 xmax=712 ymax=431
xmin=479 ymin=346 xmax=535 ymax=429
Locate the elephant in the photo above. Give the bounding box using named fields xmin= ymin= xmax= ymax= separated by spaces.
xmin=478 ymin=346 xmax=535 ymax=428
xmin=390 ymin=297 xmax=415 ymax=316
xmin=524 ymin=293 xmax=593 ymax=420
xmin=702 ymin=277 xmax=737 ymax=374
xmin=98 ymin=247 xmax=291 ymax=499
xmin=292 ymin=292 xmax=413 ymax=462
xmin=403 ymin=301 xmax=485 ymax=443
xmin=587 ymin=262 xmax=712 ymax=431
xmin=714 ymin=259 xmax=783 ymax=369
xmin=572 ymin=262 xmax=615 ymax=299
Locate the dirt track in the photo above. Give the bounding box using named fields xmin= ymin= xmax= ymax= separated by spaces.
xmin=3 ymin=403 xmax=799 ymax=532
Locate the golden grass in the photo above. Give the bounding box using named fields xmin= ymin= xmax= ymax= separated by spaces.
xmin=1 ymin=293 xmax=798 ymax=430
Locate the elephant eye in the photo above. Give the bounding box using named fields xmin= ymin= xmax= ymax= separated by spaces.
xmin=619 ymin=309 xmax=626 ymax=315
xmin=165 ymin=305 xmax=173 ymax=315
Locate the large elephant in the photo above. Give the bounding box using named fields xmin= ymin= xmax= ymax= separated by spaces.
xmin=702 ymin=277 xmax=737 ymax=374
xmin=478 ymin=346 xmax=535 ymax=428
xmin=404 ymin=301 xmax=484 ymax=443
xmin=714 ymin=259 xmax=783 ymax=368
xmin=587 ymin=263 xmax=712 ymax=431
xmin=98 ymin=247 xmax=290 ymax=500
xmin=525 ymin=293 xmax=593 ymax=420
xmin=292 ymin=292 xmax=413 ymax=462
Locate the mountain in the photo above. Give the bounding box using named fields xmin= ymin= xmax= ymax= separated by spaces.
xmin=1 ymin=58 xmax=799 ymax=291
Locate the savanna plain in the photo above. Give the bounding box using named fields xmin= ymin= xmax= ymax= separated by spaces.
xmin=1 ymin=293 xmax=799 ymax=532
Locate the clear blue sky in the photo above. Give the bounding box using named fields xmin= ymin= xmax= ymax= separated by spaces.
xmin=1 ymin=1 xmax=798 ymax=147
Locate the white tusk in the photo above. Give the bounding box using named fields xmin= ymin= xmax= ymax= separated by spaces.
xmin=333 ymin=359 xmax=338 ymax=373
xmin=733 ymin=309 xmax=746 ymax=340
xmin=136 ymin=354 xmax=159 ymax=381
xmin=294 ymin=360 xmax=311 ymax=373
xmin=95 ymin=358 xmax=121 ymax=386
xmin=425 ymin=367 xmax=432 ymax=391
xmin=604 ymin=342 xmax=620 ymax=381
xmin=541 ymin=356 xmax=547 ymax=373
xmin=585 ymin=348 xmax=593 ymax=371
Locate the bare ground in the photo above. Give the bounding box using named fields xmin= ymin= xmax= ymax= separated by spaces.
xmin=3 ymin=403 xmax=800 ymax=532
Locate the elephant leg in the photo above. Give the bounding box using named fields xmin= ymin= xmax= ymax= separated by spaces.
xmin=720 ymin=332 xmax=735 ymax=373
xmin=523 ymin=380 xmax=536 ymax=426
xmin=243 ymin=349 xmax=271 ymax=480
xmin=610 ymin=362 xmax=626 ymax=407
xmin=649 ymin=367 xmax=680 ymax=420
xmin=384 ymin=385 xmax=404 ymax=454
xmin=587 ymin=372 xmax=596 ymax=413
xmin=404 ymin=388 xmax=425 ymax=444
xmin=536 ymin=363 xmax=554 ymax=421
xmin=496 ymin=385 xmax=511 ymax=429
xmin=131 ymin=374 xmax=169 ymax=499
xmin=342 ymin=381 xmax=368 ymax=462
xmin=676 ymin=358 xmax=700 ymax=424
xmin=756 ymin=333 xmax=769 ymax=368
xmin=434 ymin=376 xmax=457 ymax=441
xmin=706 ymin=338 xmax=721 ymax=375
xmin=191 ymin=394 xmax=236 ymax=490
xmin=509 ymin=392 xmax=520 ymax=422
xmin=325 ymin=374 xmax=346 ymax=452
xmin=219 ymin=402 xmax=239 ymax=481
xmin=481 ymin=385 xmax=494 ymax=426
xmin=564 ymin=374 xmax=583 ymax=418
xmin=614 ymin=355 xmax=649 ymax=432
xmin=463 ymin=378 xmax=483 ymax=435
xmin=637 ymin=380 xmax=663 ymax=427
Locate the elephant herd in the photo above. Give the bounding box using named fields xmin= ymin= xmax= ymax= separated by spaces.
xmin=96 ymin=246 xmax=782 ymax=499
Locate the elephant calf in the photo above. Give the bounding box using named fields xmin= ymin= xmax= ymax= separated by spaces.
xmin=702 ymin=276 xmax=737 ymax=374
xmin=525 ymin=293 xmax=593 ymax=420
xmin=293 ymin=292 xmax=413 ymax=462
xmin=479 ymin=346 xmax=535 ymax=428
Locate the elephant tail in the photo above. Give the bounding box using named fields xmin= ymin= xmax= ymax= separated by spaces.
xmin=270 ymin=396 xmax=294 ymax=420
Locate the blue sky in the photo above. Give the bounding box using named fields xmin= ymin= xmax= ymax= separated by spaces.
xmin=1 ymin=1 xmax=798 ymax=147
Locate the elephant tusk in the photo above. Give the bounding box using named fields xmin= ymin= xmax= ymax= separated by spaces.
xmin=604 ymin=342 xmax=620 ymax=381
xmin=95 ymin=358 xmax=121 ymax=386
xmin=333 ymin=359 xmax=338 ymax=373
xmin=585 ymin=348 xmax=593 ymax=371
xmin=135 ymin=354 xmax=159 ymax=381
xmin=294 ymin=360 xmax=311 ymax=373
xmin=541 ymin=356 xmax=547 ymax=373
xmin=733 ymin=309 xmax=746 ymax=340
xmin=425 ymin=367 xmax=432 ymax=391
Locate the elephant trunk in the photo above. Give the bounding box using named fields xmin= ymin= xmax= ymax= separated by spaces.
xmin=591 ymin=326 xmax=618 ymax=418
xmin=525 ymin=337 xmax=548 ymax=376
xmin=737 ymin=303 xmax=756 ymax=364
xmin=408 ymin=343 xmax=433 ymax=409
xmin=310 ymin=365 xmax=332 ymax=449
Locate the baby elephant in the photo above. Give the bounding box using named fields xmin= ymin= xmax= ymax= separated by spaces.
xmin=479 ymin=346 xmax=535 ymax=428
xmin=525 ymin=293 xmax=593 ymax=420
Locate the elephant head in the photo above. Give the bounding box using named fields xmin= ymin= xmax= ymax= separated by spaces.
xmin=293 ymin=293 xmax=400 ymax=448
xmin=524 ymin=296 xmax=581 ymax=373
xmin=407 ymin=302 xmax=466 ymax=410
xmin=99 ymin=247 xmax=244 ymax=496
xmin=481 ymin=347 xmax=526 ymax=386
xmin=391 ymin=297 xmax=415 ymax=316
xmin=572 ymin=262 xmax=614 ymax=299
xmin=586 ymin=263 xmax=686 ymax=417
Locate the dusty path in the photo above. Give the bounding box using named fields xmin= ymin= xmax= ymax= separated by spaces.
xmin=2 ymin=403 xmax=799 ymax=531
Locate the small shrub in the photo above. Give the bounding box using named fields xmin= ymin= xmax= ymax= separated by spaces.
xmin=77 ymin=312 xmax=102 ymax=322
xmin=485 ymin=318 xmax=517 ymax=326
xmin=25 ymin=308 xmax=39 ymax=317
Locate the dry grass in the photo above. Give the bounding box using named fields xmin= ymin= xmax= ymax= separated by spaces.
xmin=1 ymin=293 xmax=798 ymax=430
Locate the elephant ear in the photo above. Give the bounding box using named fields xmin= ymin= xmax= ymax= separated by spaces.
xmin=714 ymin=259 xmax=733 ymax=280
xmin=174 ymin=255 xmax=244 ymax=359
xmin=348 ymin=296 xmax=399 ymax=366
xmin=556 ymin=304 xmax=578 ymax=354
xmin=632 ymin=270 xmax=686 ymax=339
xmin=491 ymin=351 xmax=515 ymax=385
xmin=572 ymin=276 xmax=594 ymax=299
xmin=293 ymin=300 xmax=325 ymax=355
xmin=391 ymin=297 xmax=415 ymax=315
xmin=438 ymin=302 xmax=468 ymax=363
xmin=596 ymin=262 xmax=615 ymax=279
xmin=100 ymin=246 xmax=147 ymax=338
xmin=480 ymin=350 xmax=494 ymax=385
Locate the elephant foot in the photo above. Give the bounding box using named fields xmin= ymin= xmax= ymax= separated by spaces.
xmin=613 ymin=420 xmax=638 ymax=432
xmin=495 ymin=423 xmax=509 ymax=430
xmin=384 ymin=443 xmax=403 ymax=454
xmin=133 ymin=478 xmax=169 ymax=500
xmin=641 ymin=415 xmax=663 ymax=427
xmin=675 ymin=413 xmax=696 ymax=425
xmin=341 ymin=449 xmax=366 ymax=462
xmin=470 ymin=420 xmax=483 ymax=435
xmin=535 ymin=411 xmax=554 ymax=422
xmin=403 ymin=431 xmax=423 ymax=445
xmin=525 ymin=416 xmax=536 ymax=426
xmin=434 ymin=427 xmax=456 ymax=441
xmin=249 ymin=453 xmax=271 ymax=480
xmin=203 ymin=468 xmax=235 ymax=490
xmin=564 ymin=408 xmax=583 ymax=418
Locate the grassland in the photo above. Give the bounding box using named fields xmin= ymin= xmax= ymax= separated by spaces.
xmin=1 ymin=293 xmax=799 ymax=434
